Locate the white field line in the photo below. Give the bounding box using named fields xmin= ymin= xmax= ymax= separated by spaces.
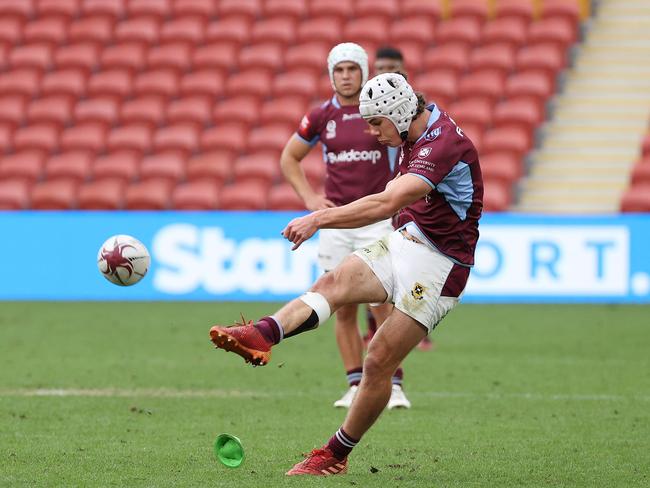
xmin=0 ymin=388 xmax=648 ymax=402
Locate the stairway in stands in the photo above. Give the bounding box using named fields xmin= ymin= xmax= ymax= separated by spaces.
xmin=516 ymin=0 xmax=650 ymax=213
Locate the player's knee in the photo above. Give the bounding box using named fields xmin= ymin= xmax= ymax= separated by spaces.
xmin=335 ymin=305 xmax=357 ymax=325
xmin=363 ymin=350 xmax=393 ymax=381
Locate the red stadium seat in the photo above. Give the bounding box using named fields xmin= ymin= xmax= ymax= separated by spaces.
xmin=225 ymin=69 xmax=273 ymax=100
xmin=0 ymin=179 xmax=30 ymax=210
xmin=268 ymin=183 xmax=305 ymax=210
xmin=0 ymin=151 xmax=45 ymax=183
xmin=0 ymin=69 xmax=41 ymax=100
xmin=0 ymin=44 xmax=7 ymax=72
xmin=450 ymin=0 xmax=489 ymax=23
xmin=0 ymin=96 xmax=26 ymax=128
xmin=301 ymin=150 xmax=326 ymax=188
xmin=642 ymin=133 xmax=650 ymax=157
xmin=44 ymin=151 xmax=93 ymax=183
xmin=541 ymin=0 xmax=581 ymax=30
xmin=41 ymin=69 xmax=87 ymax=100
xmin=114 ymin=17 xmax=160 ymax=46
xmin=92 ymin=151 xmax=140 ymax=183
xmin=343 ymin=17 xmax=389 ymax=47
xmin=205 ymin=18 xmax=251 ymax=45
xmin=494 ymin=0 xmax=534 ymax=24
xmin=124 ymin=180 xmax=172 ymax=210
xmin=27 ymin=96 xmax=73 ymax=128
xmin=398 ymin=42 xmax=426 ymax=76
xmin=166 ymin=96 xmax=212 ymax=127
xmin=213 ymin=96 xmax=258 ymax=127
xmin=309 ymin=0 xmax=353 ymax=21
xmin=318 ymin=73 xmax=332 ymax=100
xmin=247 ymin=124 xmax=293 ymax=154
xmin=82 ymin=0 xmax=125 ymax=20
xmin=261 ymin=97 xmax=307 ymax=126
xmin=401 ymin=0 xmax=443 ymax=24
xmin=482 ymin=178 xmax=512 ymax=212
xmin=414 ymin=71 xmax=459 ymax=109
xmin=516 ymin=44 xmax=565 ymax=84
xmin=272 ymin=71 xmax=318 ymax=100
xmin=389 ymin=17 xmax=435 ymax=46
xmin=620 ymin=185 xmax=650 ymax=212
xmin=0 ymin=123 xmax=14 ymax=152
xmin=133 ymin=69 xmax=179 ymax=99
xmin=460 ymin=122 xmax=483 ymax=152
xmin=10 ymin=43 xmax=53 ymax=72
xmin=36 ymin=0 xmax=80 ymax=20
xmin=201 ymin=123 xmax=248 ymax=153
xmin=68 ymin=16 xmax=114 ymax=46
xmin=172 ymin=0 xmax=217 ymax=20
xmin=14 ymin=124 xmax=59 ymax=154
xmin=30 ymin=179 xmax=78 ymax=209
xmin=493 ymin=98 xmax=543 ymax=133
xmin=23 ymin=18 xmax=68 ymax=46
xmin=219 ymin=180 xmax=268 ymax=210
xmin=54 ymin=43 xmax=99 ymax=73
xmin=60 ymin=122 xmax=107 ymax=153
xmin=120 ymin=96 xmax=166 ymax=128
xmin=192 ymin=42 xmax=239 ymax=71
xmin=296 ymin=17 xmax=343 ymax=45
xmin=448 ymin=98 xmax=493 ymax=129
xmin=480 ymin=152 xmax=522 ymax=185
xmin=263 ymin=0 xmax=307 ymax=20
xmin=107 ymin=124 xmax=153 ymax=155
xmin=74 ymin=97 xmax=119 ymax=127
xmin=238 ymin=43 xmax=284 ymax=73
xmin=153 ymin=124 xmax=199 ymax=156
xmin=469 ymin=44 xmax=516 ymax=76
xmin=172 ymin=181 xmax=221 ymax=210
xmin=233 ymin=152 xmax=282 ymax=188
xmin=186 ymin=150 xmax=233 ymax=185
xmin=436 ymin=18 xmax=482 ymax=47
xmin=482 ymin=18 xmax=528 ymax=49
xmin=423 ymin=44 xmax=470 ymax=75
xmin=251 ymin=17 xmax=297 ymax=45
xmin=180 ymin=69 xmax=225 ymax=99
xmin=219 ymin=0 xmax=261 ymax=21
xmin=0 ymin=17 xmax=22 ymax=46
xmin=160 ymin=17 xmax=206 ymax=45
xmin=505 ymin=71 xmax=554 ymax=107
xmin=482 ymin=126 xmax=530 ymax=158
xmin=458 ymin=70 xmax=505 ymax=105
xmin=127 ymin=0 xmax=171 ymax=20
xmin=528 ymin=17 xmax=576 ymax=50
xmin=77 ymin=179 xmax=124 ymax=210
xmin=87 ymin=69 xmax=133 ymax=100
xmin=284 ymin=43 xmax=330 ymax=75
xmin=355 ymin=0 xmax=399 ymax=20
xmin=139 ymin=153 xmax=186 ymax=184
xmin=147 ymin=43 xmax=192 ymax=72
xmin=0 ymin=0 xmax=35 ymax=22
xmin=100 ymin=43 xmax=146 ymax=72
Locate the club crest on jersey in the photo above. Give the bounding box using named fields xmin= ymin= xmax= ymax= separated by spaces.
xmin=326 ymin=120 xmax=337 ymax=139
xmin=418 ymin=147 xmax=432 ymax=158
xmin=425 ymin=126 xmax=442 ymax=141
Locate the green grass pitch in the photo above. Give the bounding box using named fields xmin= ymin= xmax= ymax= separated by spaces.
xmin=1 ymin=302 xmax=648 ymax=487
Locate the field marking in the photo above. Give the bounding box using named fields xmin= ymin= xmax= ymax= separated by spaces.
xmin=0 ymin=388 xmax=648 ymax=402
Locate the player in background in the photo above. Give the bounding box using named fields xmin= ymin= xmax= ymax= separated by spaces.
xmin=209 ymin=73 xmax=483 ymax=475
xmin=364 ymin=46 xmax=435 ymax=353
xmin=278 ymin=42 xmax=410 ymax=410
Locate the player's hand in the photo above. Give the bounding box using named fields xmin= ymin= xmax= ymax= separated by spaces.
xmin=304 ymin=194 xmax=335 ymax=211
xmin=282 ymin=214 xmax=318 ymax=250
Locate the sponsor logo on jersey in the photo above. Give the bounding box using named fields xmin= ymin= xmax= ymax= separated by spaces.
xmin=411 ymin=282 xmax=426 ymax=300
xmin=342 ymin=113 xmax=362 ymax=121
xmin=326 ymin=119 xmax=337 ymax=139
xmin=425 ymin=126 xmax=442 ymax=141
xmin=300 ymin=115 xmax=310 ymax=131
xmin=326 ymin=149 xmax=382 ymax=164
xmin=418 ymin=147 xmax=432 ymax=158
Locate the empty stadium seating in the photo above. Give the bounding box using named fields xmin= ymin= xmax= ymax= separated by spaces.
xmin=0 ymin=0 xmax=588 ymax=211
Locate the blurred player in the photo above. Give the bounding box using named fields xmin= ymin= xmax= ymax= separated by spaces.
xmin=278 ymin=42 xmax=410 ymax=409
xmin=209 ymin=73 xmax=483 ymax=475
xmin=364 ymin=45 xmax=435 ymax=352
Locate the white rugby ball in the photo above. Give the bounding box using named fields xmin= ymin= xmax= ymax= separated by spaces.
xmin=97 ymin=235 xmax=150 ymax=286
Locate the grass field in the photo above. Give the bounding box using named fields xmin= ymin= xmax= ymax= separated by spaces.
xmin=1 ymin=302 xmax=649 ymax=487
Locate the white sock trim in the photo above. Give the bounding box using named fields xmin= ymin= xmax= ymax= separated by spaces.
xmin=269 ymin=315 xmax=284 ymax=341
xmin=299 ymin=291 xmax=331 ymax=325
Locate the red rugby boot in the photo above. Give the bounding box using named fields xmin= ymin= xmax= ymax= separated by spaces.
xmin=286 ymin=448 xmax=348 ymax=476
xmin=209 ymin=317 xmax=272 ymax=366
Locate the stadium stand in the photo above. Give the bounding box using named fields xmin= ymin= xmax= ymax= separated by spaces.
xmin=0 ymin=0 xmax=602 ymax=211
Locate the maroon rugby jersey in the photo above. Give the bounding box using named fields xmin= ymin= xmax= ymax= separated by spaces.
xmin=296 ymin=95 xmax=398 ymax=206
xmin=395 ymin=104 xmax=483 ymax=266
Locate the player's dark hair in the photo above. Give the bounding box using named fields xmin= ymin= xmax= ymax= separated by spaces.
xmin=413 ymin=92 xmax=427 ymax=120
xmin=376 ymin=46 xmax=404 ymax=61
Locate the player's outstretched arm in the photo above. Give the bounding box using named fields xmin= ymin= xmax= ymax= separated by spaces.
xmin=280 ymin=136 xmax=335 ymax=211
xmin=282 ymin=174 xmax=430 ymax=250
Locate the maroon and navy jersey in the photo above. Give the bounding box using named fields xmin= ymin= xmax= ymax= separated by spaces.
xmin=295 ymin=95 xmax=398 ymax=206
xmin=395 ymin=104 xmax=483 ymax=266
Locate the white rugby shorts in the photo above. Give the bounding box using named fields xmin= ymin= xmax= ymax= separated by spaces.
xmin=317 ymin=218 xmax=394 ymax=271
xmin=353 ymin=230 xmax=465 ymax=333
